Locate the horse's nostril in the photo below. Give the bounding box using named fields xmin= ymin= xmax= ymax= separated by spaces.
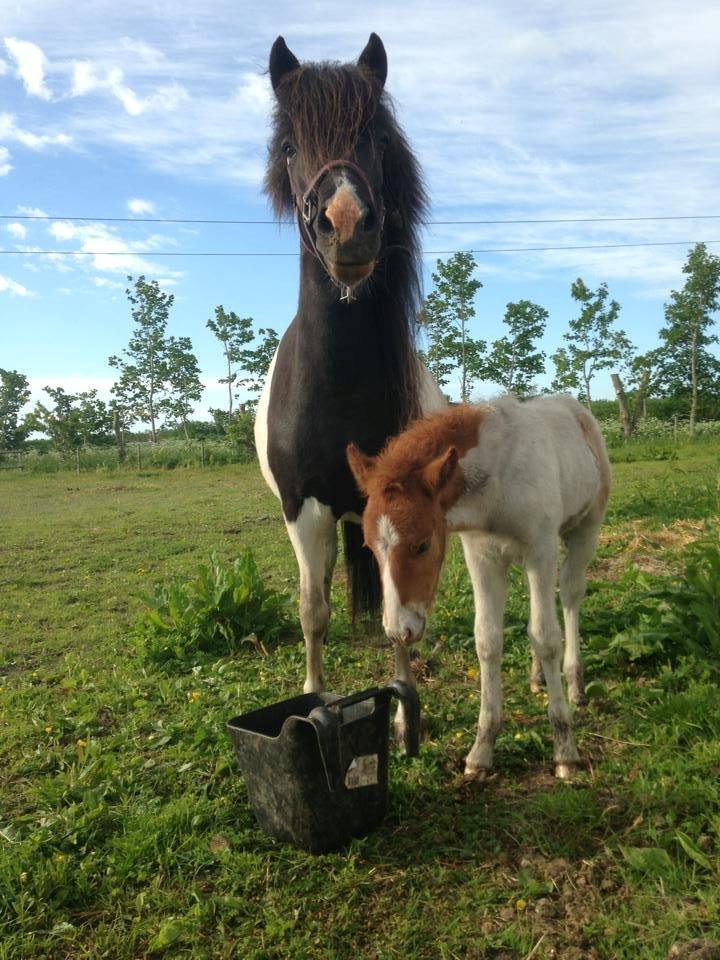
xmin=362 ymin=207 xmax=376 ymax=232
xmin=317 ymin=209 xmax=333 ymax=235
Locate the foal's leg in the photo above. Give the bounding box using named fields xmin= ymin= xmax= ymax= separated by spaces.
xmin=285 ymin=497 xmax=338 ymax=693
xmin=560 ymin=515 xmax=602 ymax=706
xmin=525 ymin=551 xmax=580 ymax=779
xmin=460 ymin=533 xmax=509 ymax=779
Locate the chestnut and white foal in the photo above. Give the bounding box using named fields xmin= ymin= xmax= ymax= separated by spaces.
xmin=347 ymin=395 xmax=611 ymax=779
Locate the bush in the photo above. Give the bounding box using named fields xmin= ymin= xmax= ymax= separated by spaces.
xmin=600 ymin=522 xmax=720 ymax=667
xmin=134 ymin=550 xmax=292 ymax=665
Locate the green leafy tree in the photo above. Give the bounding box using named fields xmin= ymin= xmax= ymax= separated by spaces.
xmin=109 ymin=276 xmax=174 ymax=442
xmin=0 ymin=368 xmax=31 ymax=449
xmin=651 ymin=243 xmax=720 ymax=433
xmin=551 ymin=279 xmax=631 ymax=412
xmin=237 ymin=327 xmax=279 ymax=404
xmin=486 ymin=300 xmax=548 ymax=395
xmin=27 ymin=387 xmax=112 ymax=451
xmin=206 ymin=307 xmax=255 ymax=416
xmin=162 ymin=336 xmax=204 ymax=438
xmin=420 ymin=252 xmax=485 ymax=402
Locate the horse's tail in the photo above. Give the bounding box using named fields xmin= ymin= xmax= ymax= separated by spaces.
xmin=342 ymin=521 xmax=382 ymax=631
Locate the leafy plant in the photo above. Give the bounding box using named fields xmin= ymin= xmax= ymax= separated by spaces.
xmin=602 ymin=522 xmax=720 ymax=666
xmin=135 ymin=550 xmax=291 ymax=665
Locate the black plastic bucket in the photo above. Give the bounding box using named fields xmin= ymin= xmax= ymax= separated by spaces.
xmin=227 ymin=681 xmax=420 ymax=852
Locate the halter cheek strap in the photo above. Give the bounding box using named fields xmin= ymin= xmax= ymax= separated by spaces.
xmin=286 ymin=156 xmax=385 ymax=301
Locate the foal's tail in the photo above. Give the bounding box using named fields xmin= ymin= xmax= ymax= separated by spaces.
xmin=342 ymin=521 xmax=382 ymax=632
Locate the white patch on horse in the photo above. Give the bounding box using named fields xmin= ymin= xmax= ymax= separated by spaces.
xmin=377 ymin=513 xmax=400 ymax=554
xmin=254 ymin=347 xmax=280 ymax=499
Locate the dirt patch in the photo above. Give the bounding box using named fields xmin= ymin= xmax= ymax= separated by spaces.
xmin=595 ymin=518 xmax=705 ymax=580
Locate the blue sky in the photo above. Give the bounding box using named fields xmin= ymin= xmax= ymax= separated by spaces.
xmin=2 ymin=0 xmax=719 ymax=416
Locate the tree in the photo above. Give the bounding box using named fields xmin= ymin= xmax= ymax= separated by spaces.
xmin=486 ymin=300 xmax=548 ymax=395
xmin=27 ymin=387 xmax=112 ymax=451
xmin=109 ymin=276 xmax=174 ymax=442
xmin=162 ymin=336 xmax=203 ymax=438
xmin=551 ymin=279 xmax=631 ymax=412
xmin=0 ymin=369 xmax=31 ymax=450
xmin=420 ymin=252 xmax=485 ymax=402
xmin=237 ymin=327 xmax=279 ymax=404
xmin=652 ymin=244 xmax=720 ymax=434
xmin=206 ymin=307 xmax=255 ymax=416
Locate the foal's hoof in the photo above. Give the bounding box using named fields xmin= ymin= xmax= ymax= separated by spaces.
xmin=394 ymin=715 xmax=428 ymax=753
xmin=555 ymin=763 xmax=577 ymax=781
xmin=462 ymin=764 xmax=492 ymax=783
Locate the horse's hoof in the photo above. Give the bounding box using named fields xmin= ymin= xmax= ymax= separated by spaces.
xmin=555 ymin=763 xmax=576 ymax=780
xmin=394 ymin=715 xmax=429 ymax=751
xmin=462 ymin=765 xmax=491 ymax=783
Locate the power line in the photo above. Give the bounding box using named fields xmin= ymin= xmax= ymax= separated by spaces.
xmin=3 ymin=212 xmax=720 ymax=227
xmin=1 ymin=239 xmax=719 ymax=257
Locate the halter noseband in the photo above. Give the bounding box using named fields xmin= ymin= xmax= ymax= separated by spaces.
xmin=287 ymin=156 xmax=384 ymax=302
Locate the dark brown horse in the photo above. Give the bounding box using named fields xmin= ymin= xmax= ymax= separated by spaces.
xmin=254 ymin=34 xmax=445 ymax=714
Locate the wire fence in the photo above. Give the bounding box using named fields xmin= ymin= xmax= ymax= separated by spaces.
xmin=1 ymin=419 xmax=719 ymax=475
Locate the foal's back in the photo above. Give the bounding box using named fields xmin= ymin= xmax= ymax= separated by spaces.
xmin=450 ymin=395 xmax=610 ymax=545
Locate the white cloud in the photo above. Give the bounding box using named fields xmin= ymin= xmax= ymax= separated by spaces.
xmin=5 ymin=222 xmax=27 ymax=239
xmin=16 ymin=205 xmax=48 ymax=218
xmin=46 ymin=219 xmax=183 ymax=281
xmin=0 ymin=274 xmax=32 ymax=296
xmin=70 ymin=60 xmax=188 ymax=116
xmin=0 ymin=113 xmax=72 ymax=150
xmin=93 ymin=276 xmax=125 ymax=290
xmin=127 ymin=198 xmax=156 ymax=215
xmin=4 ymin=37 xmax=52 ymax=100
xmin=0 ymin=145 xmax=11 ymax=176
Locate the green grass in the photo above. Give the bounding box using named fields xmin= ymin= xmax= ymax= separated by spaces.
xmin=1 ymin=450 xmax=719 ymax=959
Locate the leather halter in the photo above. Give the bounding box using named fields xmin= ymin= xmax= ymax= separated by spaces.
xmin=286 ymin=156 xmax=384 ymax=301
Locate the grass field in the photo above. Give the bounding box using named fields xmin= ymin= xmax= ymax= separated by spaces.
xmin=1 ymin=446 xmax=719 ymax=959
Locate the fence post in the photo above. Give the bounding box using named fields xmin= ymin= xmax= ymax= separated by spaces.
xmin=673 ymin=415 xmax=678 ymax=444
xmin=137 ymin=443 xmax=142 ymax=470
xmin=200 ymin=440 xmax=205 ymax=467
xmin=76 ymin=447 xmax=81 ymax=474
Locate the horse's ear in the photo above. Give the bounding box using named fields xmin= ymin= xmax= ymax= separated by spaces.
xmin=269 ymin=36 xmax=300 ymax=94
xmin=358 ymin=33 xmax=387 ymax=90
xmin=347 ymin=443 xmax=376 ymax=494
xmin=424 ymin=447 xmax=459 ymax=493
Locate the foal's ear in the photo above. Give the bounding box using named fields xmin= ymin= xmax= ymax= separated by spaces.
xmin=424 ymin=447 xmax=459 ymax=492
xmin=358 ymin=33 xmax=387 ymax=90
xmin=346 ymin=443 xmax=376 ymax=493
xmin=269 ymin=36 xmax=301 ymax=94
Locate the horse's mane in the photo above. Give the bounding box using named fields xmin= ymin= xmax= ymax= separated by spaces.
xmin=372 ymin=406 xmax=490 ymax=487
xmin=265 ymin=60 xmax=428 ymax=432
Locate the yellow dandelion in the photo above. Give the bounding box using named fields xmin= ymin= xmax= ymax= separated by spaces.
xmin=189 ymin=690 xmax=201 ymax=702
xmin=516 ymin=899 xmax=527 ymax=913
xmin=466 ymin=667 xmax=478 ymax=680
xmin=19 ymin=872 xmax=28 ymax=884
xmin=54 ymin=853 xmax=66 ymax=864
xmin=45 ymin=725 xmax=53 ymax=734
xmin=76 ymin=738 xmax=87 ymax=749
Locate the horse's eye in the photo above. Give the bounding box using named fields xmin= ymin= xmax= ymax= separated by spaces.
xmin=282 ymin=141 xmax=297 ymax=160
xmin=416 ymin=540 xmax=430 ymax=556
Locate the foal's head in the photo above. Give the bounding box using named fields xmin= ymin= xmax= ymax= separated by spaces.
xmin=265 ymin=33 xmax=425 ymax=296
xmin=347 ymin=441 xmax=461 ymax=646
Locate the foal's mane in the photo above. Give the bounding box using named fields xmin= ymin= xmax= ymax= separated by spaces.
xmin=264 ymin=55 xmax=429 ymax=435
xmin=372 ymin=406 xmax=489 ymax=487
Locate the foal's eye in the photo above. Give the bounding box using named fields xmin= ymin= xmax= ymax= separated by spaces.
xmin=416 ymin=540 xmax=430 ymax=556
xmin=282 ymin=141 xmax=297 ymax=160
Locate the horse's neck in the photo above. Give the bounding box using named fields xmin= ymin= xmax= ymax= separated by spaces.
xmin=295 ymin=253 xmax=390 ymax=371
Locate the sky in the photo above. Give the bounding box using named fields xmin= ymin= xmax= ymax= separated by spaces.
xmin=1 ymin=0 xmax=720 ymax=419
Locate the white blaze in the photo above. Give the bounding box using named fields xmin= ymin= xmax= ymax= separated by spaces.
xmin=375 ymin=514 xmax=426 ymax=644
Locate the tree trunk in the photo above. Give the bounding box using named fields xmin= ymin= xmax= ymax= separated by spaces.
xmin=583 ymin=374 xmax=593 ymax=413
xmin=113 ymin=409 xmax=126 ymax=462
xmin=632 ymin=369 xmax=650 ymax=434
xmin=226 ymin=349 xmax=233 ymax=416
xmin=611 ymin=373 xmax=632 ymax=439
xmin=690 ymin=324 xmax=698 ymax=437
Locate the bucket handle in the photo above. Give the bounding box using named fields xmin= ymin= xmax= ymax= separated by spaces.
xmin=305 ymin=681 xmax=420 ymax=792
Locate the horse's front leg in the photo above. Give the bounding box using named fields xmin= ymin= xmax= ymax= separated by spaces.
xmin=286 ymin=498 xmax=338 ymax=693
xmin=460 ymin=533 xmax=509 ymax=780
xmin=393 ymin=642 xmax=417 ymax=751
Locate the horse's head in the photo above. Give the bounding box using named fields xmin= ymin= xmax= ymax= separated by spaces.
xmin=266 ymin=34 xmax=405 ymax=295
xmin=347 ymin=441 xmax=460 ymax=646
